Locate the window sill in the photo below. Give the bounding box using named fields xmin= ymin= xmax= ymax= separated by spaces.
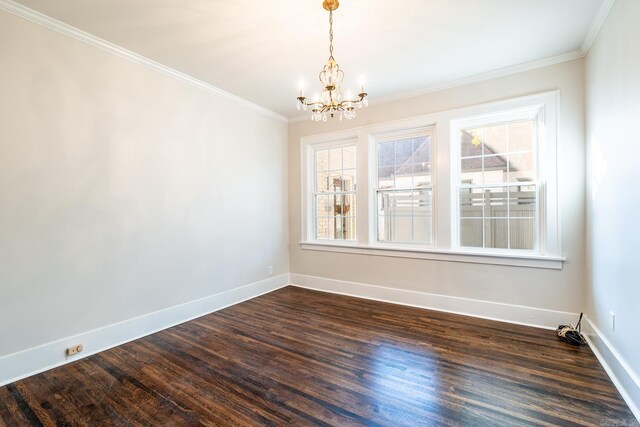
xmin=299 ymin=241 xmax=565 ymax=270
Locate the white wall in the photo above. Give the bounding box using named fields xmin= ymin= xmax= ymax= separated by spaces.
xmin=289 ymin=59 xmax=586 ymax=316
xmin=585 ymin=0 xmax=640 ymax=413
xmin=0 ymin=10 xmax=288 ymax=358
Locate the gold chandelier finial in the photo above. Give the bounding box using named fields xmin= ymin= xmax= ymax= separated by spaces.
xmin=296 ymin=0 xmax=368 ymax=122
xmin=322 ymin=0 xmax=339 ymax=11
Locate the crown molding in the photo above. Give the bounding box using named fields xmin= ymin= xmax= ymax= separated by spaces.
xmin=288 ymin=49 xmax=584 ymax=123
xmin=581 ymin=0 xmax=617 ymax=54
xmin=0 ymin=0 xmax=288 ymax=124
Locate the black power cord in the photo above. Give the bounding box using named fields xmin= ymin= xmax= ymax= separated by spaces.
xmin=557 ymin=312 xmax=586 ymax=346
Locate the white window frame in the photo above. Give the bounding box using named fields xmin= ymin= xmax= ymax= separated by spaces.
xmin=371 ymin=126 xmax=436 ymax=248
xmin=301 ymin=135 xmax=360 ymax=245
xmin=450 ymin=93 xmax=560 ymax=257
xmin=299 ymin=91 xmax=563 ymax=269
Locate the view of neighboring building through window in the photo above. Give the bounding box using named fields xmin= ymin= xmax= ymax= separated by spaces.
xmin=376 ymin=130 xmax=433 ymax=243
xmin=458 ymin=119 xmax=537 ymax=250
xmin=314 ymin=145 xmax=356 ymax=240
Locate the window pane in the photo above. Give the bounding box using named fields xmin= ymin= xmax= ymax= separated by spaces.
xmin=343 ymin=146 xmax=356 ymax=169
xmin=413 ymin=162 xmax=431 ymax=187
xmin=508 ymin=120 xmax=535 ymax=152
xmin=316 ymin=195 xmax=332 ymax=217
xmin=413 ymin=189 xmax=432 ymax=216
xmin=342 ymin=217 xmax=356 ymax=240
xmin=483 ymin=155 xmax=508 ymax=184
xmin=392 ymin=216 xmax=412 ymax=242
xmin=459 ymin=189 xmax=483 ymax=218
xmin=484 ymin=188 xmax=509 ymax=218
xmin=508 ymin=152 xmax=534 ymax=182
xmin=377 ymin=213 xmax=391 ymax=241
xmin=339 ymin=194 xmax=356 ymax=217
xmin=485 ymin=219 xmax=508 ymax=249
xmin=316 ymin=149 xmax=329 ymax=172
xmin=413 ymin=216 xmax=432 ymax=243
xmin=461 ymin=129 xmax=483 ymax=158
xmin=317 ymin=172 xmax=329 ymax=192
xmin=342 ymin=169 xmax=356 ymax=191
xmin=377 ymin=191 xmax=394 ymax=217
xmin=461 ymin=157 xmax=482 ymax=185
xmin=328 ymin=173 xmax=343 ymax=192
xmin=460 ymin=219 xmax=483 ymax=248
xmin=483 ymin=124 xmax=507 ymax=155
xmin=413 ymin=136 xmax=431 ymax=163
xmin=378 ymin=166 xmax=394 ymax=189
xmin=395 ymin=138 xmax=413 ymax=168
xmin=329 ymin=148 xmax=342 ymax=171
xmin=316 ymin=217 xmax=332 ymax=239
xmin=378 ymin=142 xmax=395 ymax=167
xmin=394 ymin=190 xmax=413 ymax=216
xmin=510 ymin=218 xmax=535 ymax=250
xmin=508 ymin=186 xmax=536 ymax=218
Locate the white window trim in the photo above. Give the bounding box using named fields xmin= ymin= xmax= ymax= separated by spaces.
xmin=370 ymin=126 xmax=437 ymax=247
xmin=299 ymin=91 xmax=563 ymax=269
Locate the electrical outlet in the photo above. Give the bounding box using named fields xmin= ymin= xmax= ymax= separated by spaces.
xmin=66 ymin=344 xmax=83 ymax=356
xmin=609 ymin=311 xmax=615 ymax=332
xmin=267 ymin=265 xmax=273 ymax=275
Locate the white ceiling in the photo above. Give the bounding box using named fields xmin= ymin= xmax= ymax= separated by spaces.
xmin=13 ymin=0 xmax=604 ymax=118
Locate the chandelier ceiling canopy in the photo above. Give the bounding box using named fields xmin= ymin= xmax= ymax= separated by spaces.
xmin=296 ymin=0 xmax=368 ymax=122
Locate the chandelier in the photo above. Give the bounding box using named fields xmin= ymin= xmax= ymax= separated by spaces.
xmin=296 ymin=0 xmax=368 ymax=121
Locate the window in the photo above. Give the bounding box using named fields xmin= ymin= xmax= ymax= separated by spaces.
xmin=375 ymin=129 xmax=434 ymax=244
xmin=300 ymin=92 xmax=561 ymax=268
xmin=313 ymin=143 xmax=357 ymax=240
xmin=452 ymin=106 xmax=546 ymax=253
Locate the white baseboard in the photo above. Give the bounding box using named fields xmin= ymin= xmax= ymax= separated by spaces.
xmin=584 ymin=318 xmax=640 ymax=423
xmin=289 ymin=273 xmax=577 ymax=330
xmin=0 ymin=273 xmax=289 ymax=387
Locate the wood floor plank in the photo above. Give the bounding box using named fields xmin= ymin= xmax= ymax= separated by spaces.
xmin=0 ymin=286 xmax=636 ymax=426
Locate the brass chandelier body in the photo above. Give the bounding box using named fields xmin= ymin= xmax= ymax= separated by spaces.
xmin=296 ymin=0 xmax=368 ymax=121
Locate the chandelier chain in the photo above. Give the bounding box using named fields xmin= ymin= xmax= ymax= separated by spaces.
xmin=329 ymin=9 xmax=334 ymax=58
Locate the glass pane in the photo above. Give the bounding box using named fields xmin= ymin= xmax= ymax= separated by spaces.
xmin=328 ymin=173 xmax=343 ymax=192
xmin=483 ymin=155 xmax=508 ymax=184
xmin=413 ymin=216 xmax=432 ymax=243
xmin=461 ymin=128 xmax=483 ymax=158
xmin=378 ymin=166 xmax=394 ymax=189
xmin=339 ymin=194 xmax=356 ymax=217
xmin=329 ymin=148 xmax=342 ymax=171
xmin=342 ymin=169 xmax=356 ymax=191
xmin=377 ymin=191 xmax=394 ymax=217
xmin=413 ymin=189 xmax=432 ymax=216
xmin=482 ymin=124 xmax=507 ymax=155
xmin=316 ymin=195 xmax=332 ymax=217
xmin=392 ymin=216 xmax=412 ymax=242
xmin=378 ymin=142 xmax=395 ymax=167
xmin=508 ymin=186 xmax=536 ymax=218
xmin=459 ymin=189 xmax=483 ymax=218
xmin=413 ymin=136 xmax=431 ymax=163
xmin=485 ymin=219 xmax=508 ymax=249
xmin=343 ymin=146 xmax=356 ymax=169
xmin=460 ymin=219 xmax=483 ymax=248
xmin=484 ymin=187 xmax=509 ymax=218
xmin=508 ymin=152 xmax=534 ymax=182
xmin=413 ymin=162 xmax=431 ymax=187
xmin=316 ymin=172 xmax=329 ymax=192
xmin=316 ymin=149 xmax=329 ymax=172
xmin=393 ymin=190 xmax=413 ymax=216
xmin=316 ymin=217 xmax=332 ymax=239
xmin=395 ymin=138 xmax=413 ymax=168
xmin=508 ymin=120 xmax=535 ymax=152
xmin=510 ymin=218 xmax=535 ymax=250
xmin=377 ymin=213 xmax=391 ymax=241
xmin=342 ymin=217 xmax=356 ymax=240
xmin=461 ymin=157 xmax=482 ymax=185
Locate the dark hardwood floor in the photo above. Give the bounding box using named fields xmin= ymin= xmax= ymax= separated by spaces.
xmin=0 ymin=286 xmax=636 ymax=426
